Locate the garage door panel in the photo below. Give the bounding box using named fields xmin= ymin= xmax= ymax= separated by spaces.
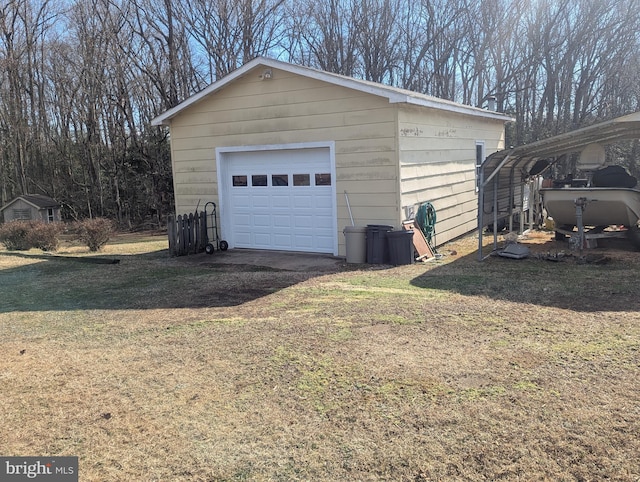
xmin=292 ymin=195 xmax=313 ymax=208
xmin=315 ymin=195 xmax=333 ymax=209
xmin=293 ymin=215 xmax=313 ymax=228
xmin=271 ymin=195 xmax=291 ymax=208
xmin=273 ymin=234 xmax=293 ymax=249
xmin=234 ymin=213 xmax=251 ymax=227
xmin=231 ymin=194 xmax=251 ymax=208
xmin=273 ymin=214 xmax=291 ymax=228
xmin=253 ymin=232 xmax=272 ymax=246
xmin=293 ymin=234 xmax=313 ymax=249
xmin=315 ymin=235 xmax=334 ymax=250
xmin=314 ymin=213 xmax=334 ymax=226
xmin=234 ymin=231 xmax=252 ymax=245
xmin=253 ymin=214 xmax=271 ymax=227
xmin=252 ymin=195 xmax=270 ymax=208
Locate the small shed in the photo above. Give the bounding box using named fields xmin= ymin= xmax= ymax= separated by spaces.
xmin=152 ymin=57 xmax=512 ymax=256
xmin=0 ymin=194 xmax=62 ymax=224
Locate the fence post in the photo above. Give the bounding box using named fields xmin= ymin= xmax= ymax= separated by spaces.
xmin=193 ymin=211 xmax=200 ymax=253
xmin=185 ymin=213 xmax=193 ymax=254
xmin=178 ymin=214 xmax=185 ymax=255
xmin=199 ymin=211 xmax=208 ymax=251
xmin=167 ymin=215 xmax=176 ymax=256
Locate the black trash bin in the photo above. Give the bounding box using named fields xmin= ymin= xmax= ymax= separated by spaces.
xmin=387 ymin=230 xmax=415 ymax=266
xmin=366 ymin=224 xmax=393 ymax=264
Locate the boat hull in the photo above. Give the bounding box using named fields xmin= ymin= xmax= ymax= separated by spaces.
xmin=540 ymin=187 xmax=640 ymax=227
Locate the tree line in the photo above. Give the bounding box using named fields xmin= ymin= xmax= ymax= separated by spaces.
xmin=1 ymin=0 xmax=639 ymax=227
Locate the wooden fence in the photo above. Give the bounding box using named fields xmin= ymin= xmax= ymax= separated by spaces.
xmin=167 ymin=211 xmax=208 ymax=256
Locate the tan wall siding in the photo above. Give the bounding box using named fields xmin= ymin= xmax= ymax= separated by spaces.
xmin=168 ymin=67 xmax=399 ymax=255
xmin=398 ymin=107 xmax=506 ymax=245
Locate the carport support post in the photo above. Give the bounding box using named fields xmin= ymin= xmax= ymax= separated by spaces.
xmin=508 ymin=166 xmax=516 ymax=232
xmin=478 ymin=164 xmax=486 ymax=261
xmin=477 ymin=163 xmax=500 ymax=261
xmin=493 ymin=174 xmax=499 ymax=252
xmin=519 ymin=177 xmax=525 ymax=233
xmin=575 ymin=197 xmax=587 ymax=255
xmin=528 ymin=178 xmax=535 ymax=232
xmin=478 ymin=164 xmax=484 ymax=261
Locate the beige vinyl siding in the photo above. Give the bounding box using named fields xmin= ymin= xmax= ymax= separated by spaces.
xmin=168 ymin=67 xmax=399 ymax=255
xmin=398 ymin=107 xmax=505 ymax=245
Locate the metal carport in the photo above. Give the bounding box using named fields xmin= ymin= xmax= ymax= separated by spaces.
xmin=477 ymin=111 xmax=640 ymax=260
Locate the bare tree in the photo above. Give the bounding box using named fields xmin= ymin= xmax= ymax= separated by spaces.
xmin=116 ymin=0 xmax=198 ymax=110
xmin=182 ymin=0 xmax=286 ymax=82
xmin=353 ymin=0 xmax=402 ymax=84
xmin=0 ymin=0 xmax=57 ymax=200
xmin=288 ymin=0 xmax=359 ymax=76
xmin=395 ymin=0 xmax=465 ymax=98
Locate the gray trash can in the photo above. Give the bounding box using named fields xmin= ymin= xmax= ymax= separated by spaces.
xmin=343 ymin=226 xmax=367 ymax=263
xmin=387 ymin=230 xmax=414 ymax=265
xmin=366 ymin=224 xmax=393 ymax=264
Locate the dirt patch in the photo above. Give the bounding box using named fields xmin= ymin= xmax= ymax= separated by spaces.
xmin=510 ymin=229 xmax=638 ymax=259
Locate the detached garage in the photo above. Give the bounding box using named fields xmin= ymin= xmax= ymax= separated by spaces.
xmin=152 ymin=57 xmax=512 ymax=256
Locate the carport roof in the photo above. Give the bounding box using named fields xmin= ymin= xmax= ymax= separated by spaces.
xmin=151 ymin=57 xmax=513 ymax=126
xmin=482 ymin=111 xmax=640 ymax=185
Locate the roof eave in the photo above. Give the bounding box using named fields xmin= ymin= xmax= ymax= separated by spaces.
xmin=399 ymin=96 xmax=515 ymax=122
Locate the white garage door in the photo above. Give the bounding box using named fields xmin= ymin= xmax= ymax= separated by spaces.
xmin=219 ymin=146 xmax=336 ymax=253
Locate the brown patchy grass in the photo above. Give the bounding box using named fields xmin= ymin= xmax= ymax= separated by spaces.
xmin=1 ymin=230 xmax=639 ymax=481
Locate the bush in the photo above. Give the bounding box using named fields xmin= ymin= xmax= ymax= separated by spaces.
xmin=27 ymin=222 xmax=64 ymax=251
xmin=76 ymin=218 xmax=114 ymax=251
xmin=0 ymin=220 xmax=33 ymax=250
xmin=0 ymin=220 xmax=63 ymax=251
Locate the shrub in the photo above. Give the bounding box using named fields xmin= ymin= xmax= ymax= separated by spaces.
xmin=0 ymin=220 xmax=32 ymax=250
xmin=27 ymin=221 xmax=64 ymax=251
xmin=76 ymin=218 xmax=114 ymax=251
xmin=0 ymin=220 xmax=64 ymax=251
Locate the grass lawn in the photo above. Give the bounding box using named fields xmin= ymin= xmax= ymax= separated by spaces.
xmin=1 ymin=231 xmax=639 ymax=481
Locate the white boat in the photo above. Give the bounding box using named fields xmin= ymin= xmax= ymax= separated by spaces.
xmin=540 ymin=187 xmax=640 ymax=227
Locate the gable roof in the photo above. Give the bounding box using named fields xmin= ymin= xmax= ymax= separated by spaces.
xmin=151 ymin=57 xmax=514 ymax=126
xmin=0 ymin=194 xmax=60 ymax=212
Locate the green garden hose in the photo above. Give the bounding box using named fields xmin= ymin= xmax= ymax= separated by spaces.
xmin=416 ymin=202 xmax=437 ymax=248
